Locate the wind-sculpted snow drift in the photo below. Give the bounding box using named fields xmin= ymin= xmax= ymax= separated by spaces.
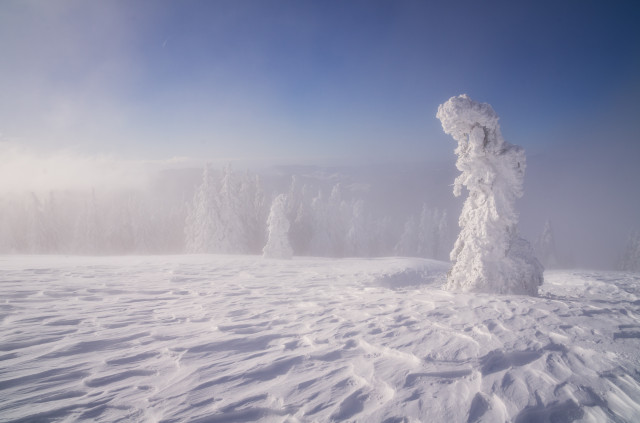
xmin=437 ymin=95 xmax=543 ymax=295
xmin=1 ymin=256 xmax=640 ymax=422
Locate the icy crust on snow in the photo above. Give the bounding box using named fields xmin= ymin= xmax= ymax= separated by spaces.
xmin=1 ymin=256 xmax=640 ymax=422
xmin=437 ymin=95 xmax=543 ymax=295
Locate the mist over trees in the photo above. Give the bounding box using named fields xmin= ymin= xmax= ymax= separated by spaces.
xmin=0 ymin=164 xmax=454 ymax=260
xmin=0 ymin=157 xmax=638 ymax=271
xmin=263 ymin=194 xmax=293 ymax=259
xmin=535 ymin=220 xmax=559 ymax=268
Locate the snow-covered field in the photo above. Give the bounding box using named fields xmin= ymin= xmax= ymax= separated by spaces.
xmin=1 ymin=255 xmax=640 ymax=422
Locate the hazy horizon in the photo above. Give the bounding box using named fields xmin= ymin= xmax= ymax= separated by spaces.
xmin=1 ymin=1 xmax=639 ymax=270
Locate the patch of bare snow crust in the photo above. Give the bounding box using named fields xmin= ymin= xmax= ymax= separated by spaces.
xmin=1 ymin=255 xmax=640 ymax=422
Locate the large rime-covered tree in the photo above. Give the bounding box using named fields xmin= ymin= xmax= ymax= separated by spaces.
xmin=263 ymin=194 xmax=293 ymax=259
xmin=437 ymin=94 xmax=543 ymax=295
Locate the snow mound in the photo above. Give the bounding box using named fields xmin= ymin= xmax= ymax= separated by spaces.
xmin=369 ymin=258 xmax=448 ymax=289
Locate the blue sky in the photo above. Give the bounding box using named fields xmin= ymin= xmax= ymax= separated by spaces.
xmin=1 ymin=0 xmax=639 ymax=163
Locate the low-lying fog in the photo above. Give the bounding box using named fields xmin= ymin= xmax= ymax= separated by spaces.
xmin=1 ymin=144 xmax=637 ymax=271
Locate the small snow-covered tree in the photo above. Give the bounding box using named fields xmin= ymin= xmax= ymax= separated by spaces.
xmin=345 ymin=199 xmax=372 ymax=257
xmin=186 ymin=163 xmax=267 ymax=255
xmin=395 ymin=215 xmax=419 ymax=256
xmin=263 ymin=194 xmax=293 ymax=259
xmin=244 ymin=173 xmax=267 ymax=253
xmin=437 ymin=94 xmax=543 ymax=295
xmin=435 ymin=209 xmax=450 ymax=260
xmin=370 ymin=216 xmax=395 ymax=257
xmin=73 ymin=190 xmax=104 ymax=254
xmin=310 ymin=191 xmax=332 ymax=256
xmin=185 ymin=164 xmax=223 ymax=253
xmin=416 ymin=205 xmax=449 ymax=260
xmin=327 ymin=183 xmax=349 ymax=257
xmin=619 ymin=230 xmax=640 ymax=272
xmin=287 ymin=176 xmax=313 ymax=255
xmin=218 ymin=164 xmax=250 ymax=253
xmin=535 ymin=219 xmax=558 ymax=268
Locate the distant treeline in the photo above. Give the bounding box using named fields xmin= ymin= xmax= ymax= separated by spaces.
xmin=0 ymin=164 xmax=454 ymax=259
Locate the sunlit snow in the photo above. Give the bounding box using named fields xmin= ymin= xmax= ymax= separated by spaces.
xmin=2 ymin=255 xmax=639 ymax=422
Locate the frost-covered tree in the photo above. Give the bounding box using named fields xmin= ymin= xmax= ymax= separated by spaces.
xmin=105 ymin=196 xmax=136 ymax=254
xmin=218 ymin=164 xmax=250 ymax=253
xmin=535 ymin=219 xmax=558 ymax=268
xmin=417 ymin=205 xmax=449 ymax=260
xmin=73 ymin=190 xmax=104 ymax=254
xmin=437 ymin=94 xmax=543 ymax=295
xmin=185 ymin=163 xmax=268 ymax=255
xmin=239 ymin=172 xmax=267 ymax=254
xmin=619 ymin=230 xmax=640 ymax=272
xmin=184 ymin=164 xmax=223 ymax=253
xmin=435 ymin=209 xmax=450 ymax=260
xmin=263 ymin=194 xmax=293 ymax=259
xmin=395 ymin=215 xmax=419 ymax=256
xmin=345 ymin=199 xmax=372 ymax=257
xmin=372 ymin=216 xmax=396 ymax=257
xmin=286 ymin=176 xmax=313 ymax=255
xmin=327 ymin=183 xmax=349 ymax=256
xmin=309 ymin=190 xmax=332 ymax=256
xmin=26 ymin=193 xmax=46 ymax=253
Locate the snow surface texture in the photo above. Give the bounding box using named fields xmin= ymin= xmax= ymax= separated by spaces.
xmin=437 ymin=94 xmax=544 ymax=295
xmin=263 ymin=194 xmax=293 ymax=259
xmin=2 ymin=255 xmax=640 ymax=422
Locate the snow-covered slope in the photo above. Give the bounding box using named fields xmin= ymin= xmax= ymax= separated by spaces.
xmin=1 ymin=255 xmax=639 ymax=422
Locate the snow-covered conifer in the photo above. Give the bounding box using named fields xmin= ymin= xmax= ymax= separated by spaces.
xmin=345 ymin=199 xmax=371 ymax=257
xmin=437 ymin=94 xmax=543 ymax=295
xmin=263 ymin=194 xmax=293 ymax=259
xmin=327 ymin=183 xmax=349 ymax=257
xmin=309 ymin=190 xmax=332 ymax=256
xmin=73 ymin=190 xmax=104 ymax=254
xmin=218 ymin=164 xmax=249 ymax=253
xmin=239 ymin=172 xmax=266 ymax=253
xmin=417 ymin=205 xmax=449 ymax=260
xmin=286 ymin=176 xmax=313 ymax=256
xmin=184 ymin=164 xmax=223 ymax=253
xmin=395 ymin=215 xmax=419 ymax=256
xmin=436 ymin=209 xmax=450 ymax=260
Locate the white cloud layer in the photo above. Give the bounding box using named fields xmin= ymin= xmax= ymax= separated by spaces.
xmin=0 ymin=143 xmax=195 ymax=194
